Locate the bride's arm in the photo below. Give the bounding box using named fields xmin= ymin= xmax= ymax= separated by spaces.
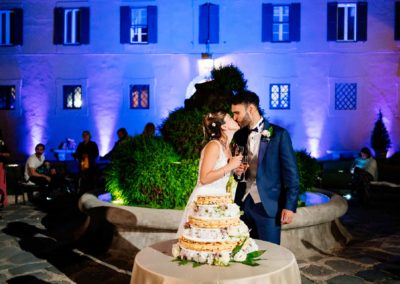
xmin=199 ymin=142 xmax=242 ymax=185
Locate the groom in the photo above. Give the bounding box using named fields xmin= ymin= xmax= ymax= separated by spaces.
xmin=231 ymin=90 xmax=299 ymax=245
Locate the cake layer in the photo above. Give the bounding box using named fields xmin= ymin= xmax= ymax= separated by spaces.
xmin=182 ymin=221 xmax=249 ymax=242
xmin=188 ymin=215 xmax=241 ymax=228
xmin=192 ymin=203 xmax=240 ymax=219
xmin=178 ymin=236 xmax=239 ymax=252
xmin=195 ymin=194 xmax=232 ymax=205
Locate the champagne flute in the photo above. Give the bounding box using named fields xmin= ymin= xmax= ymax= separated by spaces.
xmin=233 ymin=145 xmax=248 ymax=182
xmin=241 ymin=150 xmax=249 ymax=182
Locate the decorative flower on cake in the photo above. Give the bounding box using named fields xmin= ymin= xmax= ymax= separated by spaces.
xmin=261 ymin=126 xmax=273 ymax=142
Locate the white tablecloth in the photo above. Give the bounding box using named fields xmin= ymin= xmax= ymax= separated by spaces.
xmin=131 ymin=239 xmax=301 ymax=284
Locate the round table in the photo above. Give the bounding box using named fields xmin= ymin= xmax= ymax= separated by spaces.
xmin=130 ymin=239 xmax=301 ymax=284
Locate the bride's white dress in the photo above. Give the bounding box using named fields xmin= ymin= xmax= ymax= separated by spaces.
xmin=177 ymin=140 xmax=229 ymax=236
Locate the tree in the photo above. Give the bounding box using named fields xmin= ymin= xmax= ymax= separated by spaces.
xmin=371 ymin=110 xmax=391 ymax=158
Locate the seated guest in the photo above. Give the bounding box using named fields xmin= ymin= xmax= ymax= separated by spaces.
xmin=0 ymin=130 xmax=10 ymax=208
xmin=351 ymin=147 xmax=378 ymax=203
xmin=74 ymin=131 xmax=99 ymax=172
xmin=103 ymin=128 xmax=128 ymax=160
xmin=24 ymin=143 xmax=50 ymax=189
xmin=142 ymin=122 xmax=156 ymax=137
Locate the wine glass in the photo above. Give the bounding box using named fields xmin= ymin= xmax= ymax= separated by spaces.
xmin=233 ymin=145 xmax=248 ymax=182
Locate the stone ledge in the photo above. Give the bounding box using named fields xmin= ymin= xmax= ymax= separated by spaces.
xmin=79 ymin=189 xmax=351 ymax=257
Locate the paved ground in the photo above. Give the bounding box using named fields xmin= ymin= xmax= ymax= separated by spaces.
xmin=1 ymin=191 xmax=400 ymax=284
xmin=0 ymin=194 xmax=132 ymax=284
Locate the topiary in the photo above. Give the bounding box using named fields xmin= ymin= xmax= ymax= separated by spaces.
xmin=160 ymin=107 xmax=208 ymax=159
xmin=162 ymin=64 xmax=247 ymax=158
xmin=371 ymin=110 xmax=391 ymax=158
xmin=105 ymin=135 xmax=198 ymax=209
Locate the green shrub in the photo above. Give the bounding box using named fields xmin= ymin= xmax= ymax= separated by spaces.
xmin=105 ymin=135 xmax=198 ymax=209
xmin=295 ymin=150 xmax=321 ymax=196
xmin=160 ymin=107 xmax=208 ymax=159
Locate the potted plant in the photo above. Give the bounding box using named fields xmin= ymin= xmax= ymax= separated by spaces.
xmin=371 ymin=110 xmax=391 ymax=159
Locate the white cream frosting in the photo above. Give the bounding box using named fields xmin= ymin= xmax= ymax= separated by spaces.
xmin=183 ymin=221 xmax=249 ymax=242
xmin=191 ymin=203 xmax=240 ymax=219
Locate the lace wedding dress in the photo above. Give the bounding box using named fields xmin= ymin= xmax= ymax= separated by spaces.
xmin=177 ymin=140 xmax=229 ymax=236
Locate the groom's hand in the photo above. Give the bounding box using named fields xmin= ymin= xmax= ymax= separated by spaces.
xmin=281 ymin=209 xmax=294 ymax=224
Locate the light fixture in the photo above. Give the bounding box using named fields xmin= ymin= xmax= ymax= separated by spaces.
xmin=198 ymin=43 xmax=214 ymax=76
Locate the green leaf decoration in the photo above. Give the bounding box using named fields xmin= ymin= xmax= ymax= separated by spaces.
xmin=246 ymin=250 xmax=266 ymax=259
xmin=192 ymin=262 xmax=204 ymax=268
xmin=231 ymin=238 xmax=248 ymax=257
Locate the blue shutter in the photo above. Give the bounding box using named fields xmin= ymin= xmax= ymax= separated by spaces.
xmin=199 ymin=4 xmax=208 ymax=44
xmin=11 ymin=8 xmax=23 ymax=45
xmin=262 ymin=3 xmax=273 ymax=42
xmin=356 ymin=2 xmax=367 ymax=41
xmin=120 ymin=6 xmax=131 ymax=44
xmin=327 ymin=2 xmax=337 ymax=41
xmin=80 ymin=7 xmax=90 ymax=44
xmin=289 ymin=3 xmax=301 ymax=42
xmin=147 ymin=6 xmax=158 ymax=43
xmin=208 ymin=4 xmax=219 ymax=43
xmin=396 ymin=2 xmax=400 ymax=40
xmin=54 ymin=8 xmax=64 ymax=44
xmin=199 ymin=3 xmax=219 ymax=44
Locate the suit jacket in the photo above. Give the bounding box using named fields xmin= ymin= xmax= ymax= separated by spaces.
xmin=233 ymin=120 xmax=299 ymax=217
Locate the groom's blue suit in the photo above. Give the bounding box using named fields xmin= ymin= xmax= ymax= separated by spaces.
xmin=234 ymin=120 xmax=299 ymax=244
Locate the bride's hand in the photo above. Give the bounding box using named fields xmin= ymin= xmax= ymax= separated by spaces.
xmin=228 ymin=155 xmax=243 ymax=171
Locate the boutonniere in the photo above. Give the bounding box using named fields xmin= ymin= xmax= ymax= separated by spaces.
xmin=261 ymin=126 xmax=273 ymax=142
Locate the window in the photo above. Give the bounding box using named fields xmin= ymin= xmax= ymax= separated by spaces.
xmin=64 ymin=9 xmax=81 ymax=44
xmin=337 ymin=4 xmax=356 ymax=41
xmin=272 ymin=6 xmax=290 ymax=42
xmin=0 ymin=9 xmax=23 ymax=46
xmin=199 ymin=3 xmax=219 ymax=44
xmin=130 ymin=85 xmax=149 ymax=109
xmin=270 ymin=84 xmax=290 ymax=110
xmin=54 ymin=7 xmax=90 ymax=45
xmin=395 ymin=2 xmax=400 ymax=40
xmin=63 ymin=85 xmax=82 ymax=109
xmin=130 ymin=8 xmax=148 ymax=43
xmin=335 ymin=83 xmax=357 ymax=110
xmin=0 ymin=85 xmax=16 ymax=110
xmin=327 ymin=2 xmax=367 ymax=42
xmin=120 ymin=6 xmax=157 ymax=44
xmin=262 ymin=3 xmax=300 ymax=42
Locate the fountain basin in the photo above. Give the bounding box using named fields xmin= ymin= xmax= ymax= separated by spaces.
xmin=79 ymin=189 xmax=351 ymax=258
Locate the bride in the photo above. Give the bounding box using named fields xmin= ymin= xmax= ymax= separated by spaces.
xmin=177 ymin=111 xmax=242 ymax=236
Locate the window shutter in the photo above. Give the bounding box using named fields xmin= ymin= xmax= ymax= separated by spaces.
xmin=208 ymin=4 xmax=219 ymax=44
xmin=356 ymin=2 xmax=368 ymax=41
xmin=327 ymin=2 xmax=338 ymax=41
xmin=199 ymin=4 xmax=208 ymax=44
xmin=262 ymin=3 xmax=273 ymax=42
xmin=396 ymin=2 xmax=400 ymax=40
xmin=11 ymin=8 xmax=23 ymax=45
xmin=199 ymin=3 xmax=219 ymax=44
xmin=80 ymin=7 xmax=90 ymax=44
xmin=289 ymin=3 xmax=301 ymax=42
xmin=54 ymin=7 xmax=65 ymax=44
xmin=147 ymin=6 xmax=158 ymax=43
xmin=120 ymin=6 xmax=131 ymax=44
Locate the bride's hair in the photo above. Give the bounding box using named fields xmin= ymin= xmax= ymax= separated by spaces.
xmin=203 ymin=111 xmax=227 ymax=141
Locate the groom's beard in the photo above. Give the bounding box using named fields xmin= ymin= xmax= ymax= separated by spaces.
xmin=240 ymin=112 xmax=252 ymax=129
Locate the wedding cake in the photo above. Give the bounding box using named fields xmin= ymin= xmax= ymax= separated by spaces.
xmin=172 ymin=194 xmax=259 ymax=266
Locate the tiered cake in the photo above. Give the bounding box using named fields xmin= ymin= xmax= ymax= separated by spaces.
xmin=172 ymin=194 xmax=258 ymax=266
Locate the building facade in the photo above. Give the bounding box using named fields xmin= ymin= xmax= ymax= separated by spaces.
xmin=0 ymin=0 xmax=399 ymax=159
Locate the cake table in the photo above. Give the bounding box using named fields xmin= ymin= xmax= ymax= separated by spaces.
xmin=130 ymin=239 xmax=301 ymax=284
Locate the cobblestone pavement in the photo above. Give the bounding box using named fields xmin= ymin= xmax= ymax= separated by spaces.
xmin=0 ymin=196 xmax=132 ymax=284
xmin=1 ymin=195 xmax=400 ymax=283
xmin=299 ymin=198 xmax=400 ymax=284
